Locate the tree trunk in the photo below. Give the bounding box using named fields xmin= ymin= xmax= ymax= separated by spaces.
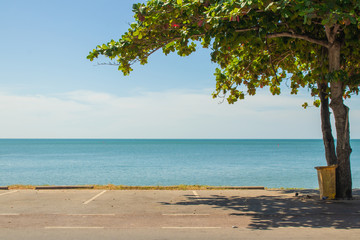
xmin=318 ymin=82 xmax=337 ymax=166
xmin=328 ymin=42 xmax=353 ymax=199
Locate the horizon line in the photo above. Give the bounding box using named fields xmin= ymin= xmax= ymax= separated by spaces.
xmin=1 ymin=138 xmax=359 ymax=140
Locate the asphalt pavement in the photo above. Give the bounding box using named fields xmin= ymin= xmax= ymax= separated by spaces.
xmin=0 ymin=189 xmax=359 ymax=239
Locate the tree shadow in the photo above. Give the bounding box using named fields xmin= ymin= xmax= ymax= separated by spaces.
xmin=160 ymin=189 xmax=360 ymax=229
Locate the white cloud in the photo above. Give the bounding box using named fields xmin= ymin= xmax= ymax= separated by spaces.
xmin=0 ymin=90 xmax=358 ymax=139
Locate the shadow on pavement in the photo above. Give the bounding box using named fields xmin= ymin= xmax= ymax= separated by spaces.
xmin=160 ymin=189 xmax=360 ymax=230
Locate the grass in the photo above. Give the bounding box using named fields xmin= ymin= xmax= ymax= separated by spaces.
xmin=93 ymin=184 xmax=212 ymax=190
xmin=267 ymin=187 xmax=307 ymax=190
xmin=7 ymin=185 xmax=36 ymax=190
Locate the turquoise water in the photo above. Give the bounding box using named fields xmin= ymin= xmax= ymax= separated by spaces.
xmin=0 ymin=139 xmax=359 ymax=188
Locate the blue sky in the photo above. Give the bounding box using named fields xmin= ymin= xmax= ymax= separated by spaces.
xmin=0 ymin=0 xmax=359 ymax=138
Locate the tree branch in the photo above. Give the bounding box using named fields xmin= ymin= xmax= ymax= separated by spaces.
xmin=265 ymin=37 xmax=279 ymax=82
xmin=235 ymin=27 xmax=259 ymax=33
xmin=325 ymin=24 xmax=340 ymax=44
xmin=275 ymin=51 xmax=292 ymax=66
xmin=267 ymin=32 xmax=330 ymax=48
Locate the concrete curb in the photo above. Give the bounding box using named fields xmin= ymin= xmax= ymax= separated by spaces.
xmin=3 ymin=185 xmax=265 ymax=190
xmin=35 ymin=185 xmax=94 ymax=190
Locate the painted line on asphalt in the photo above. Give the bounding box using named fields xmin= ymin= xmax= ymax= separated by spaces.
xmin=67 ymin=214 xmax=115 ymax=216
xmin=45 ymin=226 xmax=105 ymax=229
xmin=162 ymin=227 xmax=221 ymax=229
xmin=162 ymin=214 xmax=210 ymax=216
xmin=192 ymin=190 xmax=200 ymax=198
xmin=0 ymin=190 xmax=18 ymax=197
xmin=83 ymin=190 xmax=107 ymax=205
xmin=0 ymin=213 xmax=20 ymax=216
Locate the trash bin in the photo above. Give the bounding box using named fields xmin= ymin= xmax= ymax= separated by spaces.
xmin=314 ymin=165 xmax=337 ymax=200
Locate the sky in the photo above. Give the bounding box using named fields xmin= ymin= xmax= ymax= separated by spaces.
xmin=0 ymin=0 xmax=359 ymax=139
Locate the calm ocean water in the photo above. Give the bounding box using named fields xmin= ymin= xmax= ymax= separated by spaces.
xmin=0 ymin=139 xmax=359 ymax=188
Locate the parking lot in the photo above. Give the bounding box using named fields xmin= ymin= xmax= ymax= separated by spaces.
xmin=1 ymin=189 xmax=360 ymax=239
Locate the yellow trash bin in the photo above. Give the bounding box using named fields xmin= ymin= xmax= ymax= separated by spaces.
xmin=314 ymin=165 xmax=337 ymax=200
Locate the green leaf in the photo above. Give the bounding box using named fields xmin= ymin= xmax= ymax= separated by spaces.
xmin=313 ymin=100 xmax=321 ymax=107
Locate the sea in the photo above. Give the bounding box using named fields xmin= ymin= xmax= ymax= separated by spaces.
xmin=0 ymin=139 xmax=359 ymax=189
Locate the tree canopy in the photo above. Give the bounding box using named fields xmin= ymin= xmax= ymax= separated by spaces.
xmin=88 ymin=0 xmax=360 ymax=199
xmin=88 ymin=0 xmax=360 ymax=104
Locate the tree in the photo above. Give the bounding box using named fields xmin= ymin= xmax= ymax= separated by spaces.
xmin=88 ymin=0 xmax=360 ymax=199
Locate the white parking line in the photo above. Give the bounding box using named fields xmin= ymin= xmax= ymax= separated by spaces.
xmin=192 ymin=190 xmax=200 ymax=198
xmin=83 ymin=190 xmax=107 ymax=205
xmin=0 ymin=190 xmax=18 ymax=197
xmin=162 ymin=227 xmax=221 ymax=229
xmin=67 ymin=214 xmax=115 ymax=216
xmin=0 ymin=213 xmax=20 ymax=216
xmin=45 ymin=226 xmax=104 ymax=229
xmin=162 ymin=214 xmax=210 ymax=216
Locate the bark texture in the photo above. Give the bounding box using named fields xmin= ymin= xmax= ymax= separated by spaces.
xmin=328 ymin=42 xmax=353 ymax=199
xmin=318 ymin=82 xmax=337 ymax=166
